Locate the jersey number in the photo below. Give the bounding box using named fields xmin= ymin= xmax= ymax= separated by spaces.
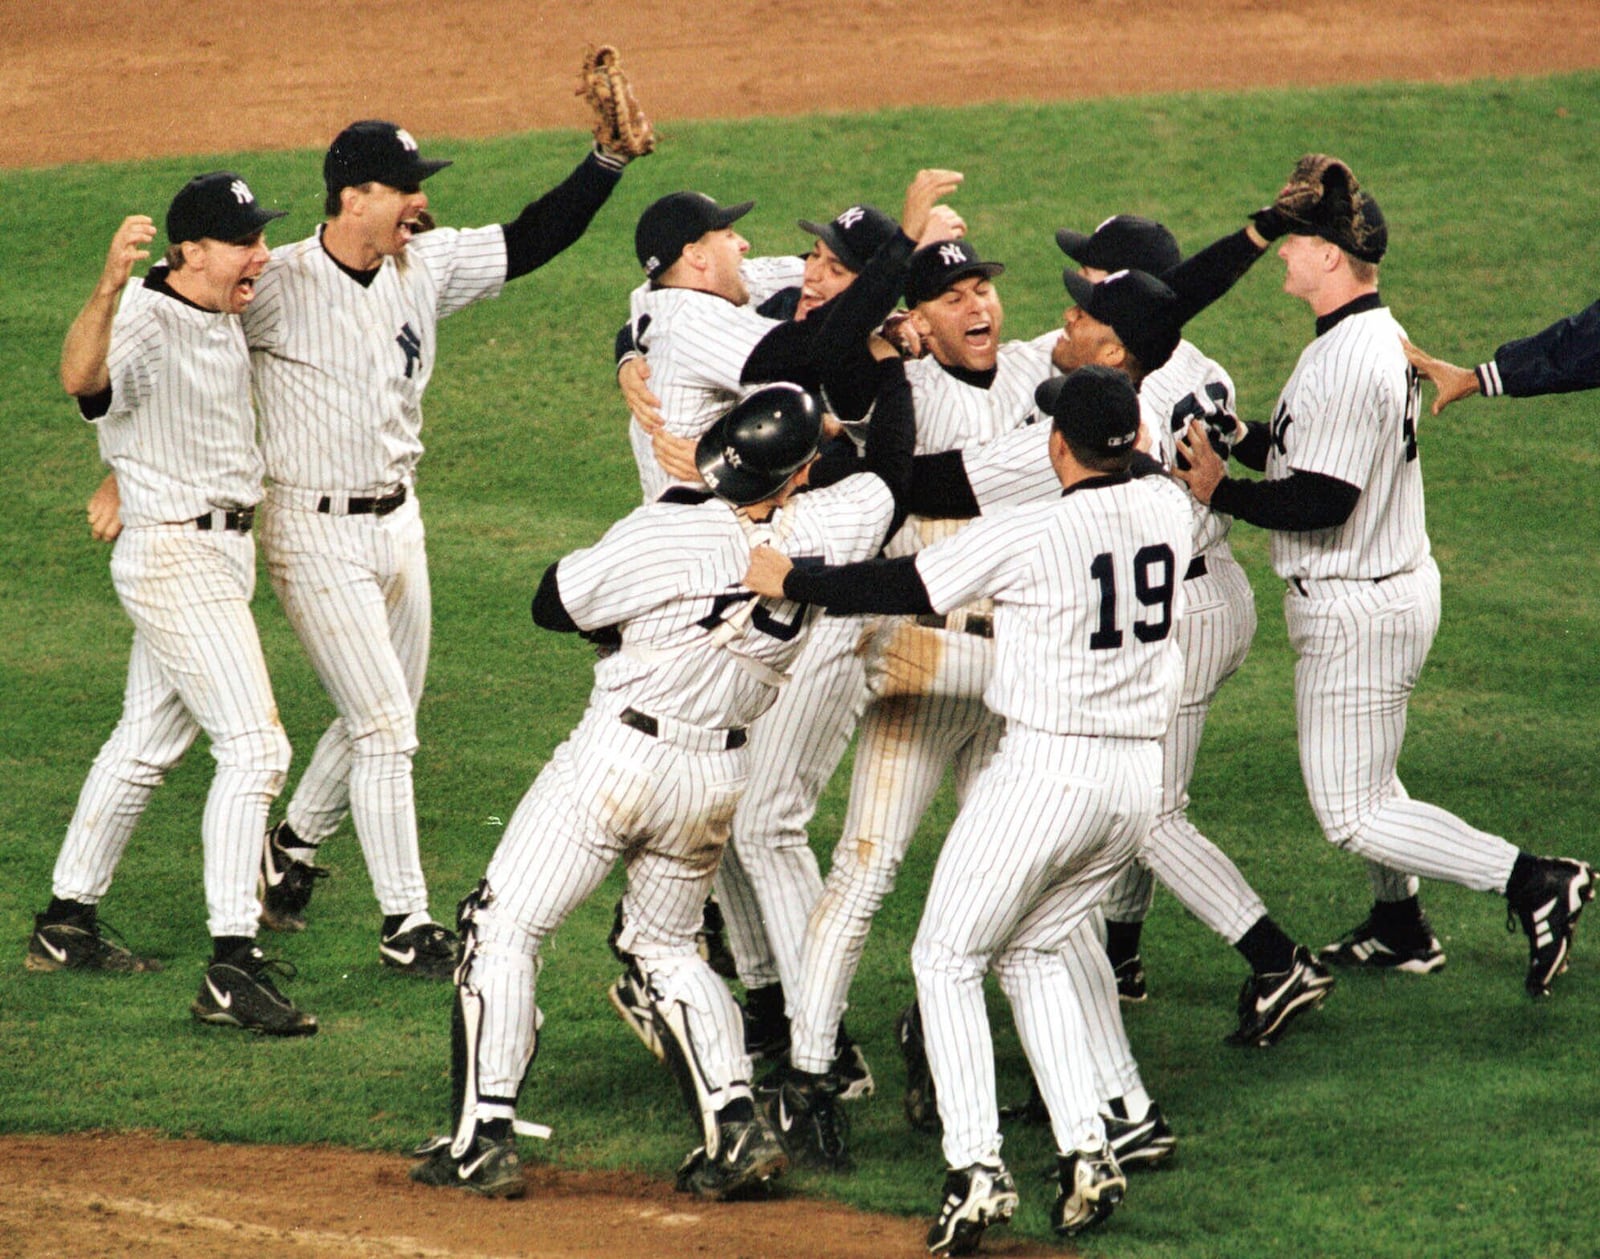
xmin=1401 ymin=365 xmax=1420 ymax=462
xmin=1088 ymin=545 xmax=1177 ymax=650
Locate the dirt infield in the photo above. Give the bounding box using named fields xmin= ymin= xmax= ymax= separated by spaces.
xmin=4 ymin=3 xmax=1594 ymax=1256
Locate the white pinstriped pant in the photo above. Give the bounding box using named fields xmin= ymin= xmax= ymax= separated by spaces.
xmin=467 ymin=705 xmax=753 ymax=1108
xmin=258 ymin=489 xmax=432 ymax=917
xmin=788 ymin=619 xmax=1003 ymax=1074
xmin=1286 ymin=556 xmax=1517 ymax=899
xmin=53 ymin=525 xmax=289 ymax=938
xmin=914 ymin=728 xmax=1161 ymax=1167
xmin=711 ymin=613 xmax=871 ymax=993
xmin=1101 ymin=546 xmax=1268 ymax=942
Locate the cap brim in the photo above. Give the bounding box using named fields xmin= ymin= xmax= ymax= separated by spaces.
xmin=1034 ymin=374 xmax=1068 ymax=416
xmin=716 ymin=200 xmax=755 ymax=229
xmin=415 ymin=157 xmax=453 ymax=181
xmin=1055 ymin=228 xmax=1093 ymax=262
xmin=797 ymin=218 xmax=862 ymax=271
xmin=1062 ymin=268 xmax=1097 ymax=307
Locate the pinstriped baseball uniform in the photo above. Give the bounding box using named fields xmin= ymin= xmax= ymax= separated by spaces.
xmin=1269 ymin=300 xmax=1519 ymax=896
xmin=54 ymin=268 xmax=290 ymax=939
xmin=466 ymin=472 xmax=895 ymax=1121
xmin=1098 ymin=341 xmax=1269 ymax=944
xmin=786 ymin=331 xmax=1058 ymax=1076
xmin=627 ymin=256 xmax=802 ymax=503
xmin=906 ymin=475 xmax=1191 ymax=1167
xmin=621 ymin=252 xmax=863 ymax=1007
xmin=246 ymin=223 xmax=505 ymax=917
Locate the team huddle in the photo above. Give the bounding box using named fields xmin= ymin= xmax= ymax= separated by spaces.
xmin=32 ymin=49 xmax=1597 ymax=1257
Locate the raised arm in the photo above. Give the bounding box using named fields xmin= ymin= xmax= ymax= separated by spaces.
xmin=61 ymin=215 xmax=155 ymax=396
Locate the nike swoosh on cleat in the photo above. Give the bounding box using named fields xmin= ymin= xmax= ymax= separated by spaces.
xmin=383 ymin=946 xmax=418 ymax=966
xmin=37 ymin=936 xmax=69 ymax=964
xmin=205 ymin=977 xmax=233 ymax=1010
xmin=458 ymin=1149 xmax=495 ymax=1180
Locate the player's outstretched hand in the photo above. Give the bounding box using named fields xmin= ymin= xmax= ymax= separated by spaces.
xmin=652 ymin=429 xmax=700 ymax=484
xmin=743 ymin=544 xmax=793 ymax=598
xmin=88 ymin=470 xmax=122 ymax=542
xmin=1173 ymin=420 xmax=1227 ymax=504
xmin=620 ymin=357 xmax=665 ymax=432
xmin=101 ymin=215 xmax=156 ymax=295
xmin=1401 ymin=338 xmax=1479 ymax=416
xmin=901 ymin=169 xmax=964 ymax=244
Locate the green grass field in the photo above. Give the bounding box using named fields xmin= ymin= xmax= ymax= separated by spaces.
xmin=2 ymin=73 xmax=1598 ymax=1258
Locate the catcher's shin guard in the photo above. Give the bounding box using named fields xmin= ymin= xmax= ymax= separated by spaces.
xmin=652 ymin=994 xmax=727 ymax=1160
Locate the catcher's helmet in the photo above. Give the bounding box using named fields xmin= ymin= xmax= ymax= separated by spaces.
xmin=695 ymin=384 xmax=823 ymax=507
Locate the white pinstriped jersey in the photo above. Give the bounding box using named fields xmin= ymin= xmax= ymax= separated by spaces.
xmin=1140 ymin=339 xmax=1237 ymax=556
xmin=885 ymin=331 xmax=1058 ymax=562
xmin=243 ymin=224 xmax=507 ymax=492
xmin=914 ymin=475 xmax=1192 ymax=737
xmin=90 ymin=271 xmax=263 ymax=526
xmin=558 ymin=473 xmax=893 ymax=729
xmin=625 ymin=256 xmax=804 ymax=503
xmin=1267 ymin=304 xmax=1428 ymax=580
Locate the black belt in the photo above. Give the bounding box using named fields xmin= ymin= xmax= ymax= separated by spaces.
xmin=914 ymin=612 xmax=995 ymax=639
xmin=1290 ymin=573 xmax=1392 ymax=596
xmin=620 ymin=706 xmax=748 ymax=750
xmin=1184 ymin=554 xmax=1208 ymax=581
xmin=318 ymin=486 xmax=407 ymax=516
xmin=194 ymin=507 xmax=255 ymax=533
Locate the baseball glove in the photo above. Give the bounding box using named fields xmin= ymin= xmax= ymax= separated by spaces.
xmin=577 ymin=44 xmax=656 ymax=160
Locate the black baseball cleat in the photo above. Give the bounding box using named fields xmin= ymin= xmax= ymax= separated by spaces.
xmin=675 ymin=1116 xmax=789 ymax=1200
xmin=926 ymin=1161 xmax=1019 ymax=1256
xmin=191 ymin=945 xmax=317 ymax=1036
xmin=27 ymin=913 xmax=161 ymax=973
xmin=1507 ymin=856 xmax=1595 ymax=997
xmin=897 ymin=1001 xmax=941 ymax=1134
xmin=1102 ymin=1102 xmax=1177 ymax=1170
xmin=1112 ymin=955 xmax=1148 ymax=1003
xmin=259 ymin=822 xmax=329 ymax=933
xmin=832 ymin=1027 xmax=875 ymax=1101
xmin=1051 ymin=1143 xmax=1125 ymax=1237
xmin=1319 ymin=913 xmax=1445 ymax=974
xmin=1227 ymin=945 xmax=1336 ymax=1047
xmin=608 ymin=966 xmax=665 ymax=1059
xmin=380 ymin=915 xmax=461 ymax=980
xmin=765 ymin=1066 xmax=851 ymax=1170
xmin=409 ymin=1133 xmax=526 ymax=1198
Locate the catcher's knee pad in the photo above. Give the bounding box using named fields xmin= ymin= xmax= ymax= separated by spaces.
xmin=640 ymin=958 xmax=744 ymax=1160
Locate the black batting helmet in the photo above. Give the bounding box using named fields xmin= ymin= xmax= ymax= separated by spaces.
xmin=695 ymin=384 xmax=823 ymax=507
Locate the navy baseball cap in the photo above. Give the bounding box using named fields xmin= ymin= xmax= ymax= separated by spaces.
xmin=1035 ymin=366 xmax=1141 ymax=457
xmin=796 ymin=203 xmax=898 ymax=272
xmin=324 ymin=121 xmax=452 ymax=194
xmin=903 ymin=239 xmax=1005 ymax=306
xmin=1062 ymin=268 xmax=1183 ymax=375
xmin=636 ymin=191 xmax=755 ymax=280
xmin=166 ymin=171 xmax=285 ymax=245
xmin=1056 ymin=215 xmax=1181 ymax=277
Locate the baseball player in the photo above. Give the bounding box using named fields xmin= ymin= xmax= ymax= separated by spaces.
xmin=408 ymin=369 xmax=915 ymax=1198
xmin=1052 ymin=216 xmax=1334 ymax=1046
xmin=1176 ymin=155 xmax=1594 ymax=996
xmin=770 ymin=238 xmax=1060 ymax=1139
xmin=29 ymin=174 xmax=315 ymax=1036
xmin=1402 ymin=305 xmax=1600 ymax=414
xmin=607 ymin=177 xmax=962 ymax=1085
xmin=245 ymin=115 xmax=642 ymax=978
xmin=745 ymin=365 xmax=1194 ymax=1250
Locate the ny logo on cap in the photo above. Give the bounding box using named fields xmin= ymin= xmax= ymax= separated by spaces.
xmin=837 ymin=206 xmax=866 ymax=229
xmin=396 ymin=128 xmax=419 ymax=152
xmin=939 ymin=242 xmax=967 ymax=266
xmin=230 ymin=179 xmax=252 ymax=205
